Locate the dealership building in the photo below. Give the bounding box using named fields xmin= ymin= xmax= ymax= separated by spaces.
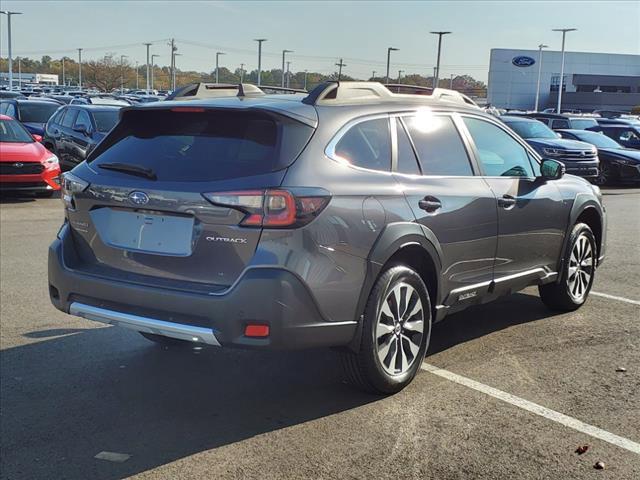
xmin=0 ymin=72 xmax=59 ymax=87
xmin=487 ymin=48 xmax=640 ymax=112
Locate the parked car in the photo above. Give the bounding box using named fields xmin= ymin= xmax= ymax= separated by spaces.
xmin=43 ymin=105 xmax=121 ymax=170
xmin=557 ymin=129 xmax=640 ymax=185
xmin=501 ymin=116 xmax=599 ymax=180
xmin=70 ymin=95 xmax=131 ymax=107
xmin=42 ymin=95 xmax=75 ymax=104
xmin=520 ymin=113 xmax=599 ymax=131
xmin=590 ymin=123 xmax=640 ymax=150
xmin=0 ymin=90 xmax=26 ymax=100
xmin=0 ymin=99 xmax=62 ymax=136
xmin=49 ymin=81 xmax=606 ymax=394
xmin=0 ymin=114 xmax=61 ymax=196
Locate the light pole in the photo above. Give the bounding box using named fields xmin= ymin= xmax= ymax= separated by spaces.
xmin=397 ymin=70 xmax=404 ymax=83
xmin=433 ymin=67 xmax=437 ymax=88
xmin=135 ymin=61 xmax=139 ymax=89
xmin=144 ymin=43 xmax=152 ymax=91
xmin=17 ymin=57 xmax=21 ymax=88
xmin=77 ymin=48 xmax=83 ymax=89
xmin=430 ymin=31 xmax=451 ymax=91
xmin=281 ymin=49 xmax=293 ymax=87
xmin=239 ymin=63 xmax=245 ymax=83
xmin=534 ymin=43 xmax=548 ymax=112
xmin=1 ymin=11 xmax=22 ymax=90
xmin=450 ymin=73 xmax=454 ymax=89
xmin=304 ymin=70 xmax=308 ymax=90
xmin=120 ymin=55 xmax=128 ymax=94
xmin=553 ymin=28 xmax=576 ymax=114
xmin=372 ymin=70 xmax=376 ymax=80
xmin=61 ymin=57 xmax=66 ymax=87
xmin=215 ymin=51 xmax=226 ymax=84
xmin=385 ymin=47 xmax=398 ymax=84
xmin=168 ymin=39 xmax=177 ymax=91
xmin=336 ymin=58 xmax=346 ymax=80
xmin=254 ymin=38 xmax=267 ymax=86
xmin=173 ymin=53 xmax=181 ymax=88
xmin=150 ymin=54 xmax=159 ymax=89
xmin=286 ymin=61 xmax=291 ymax=88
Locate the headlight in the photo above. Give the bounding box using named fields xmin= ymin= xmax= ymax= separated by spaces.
xmin=543 ymin=148 xmax=563 ymax=156
xmin=44 ymin=155 xmax=59 ymax=165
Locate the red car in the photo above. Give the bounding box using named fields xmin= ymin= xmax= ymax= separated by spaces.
xmin=0 ymin=114 xmax=61 ymax=196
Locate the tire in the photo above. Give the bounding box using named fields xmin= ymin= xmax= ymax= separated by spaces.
xmin=341 ymin=265 xmax=432 ymax=394
xmin=539 ymin=223 xmax=597 ymax=312
xmin=594 ymin=163 xmax=612 ymax=186
xmin=140 ymin=332 xmax=191 ymax=347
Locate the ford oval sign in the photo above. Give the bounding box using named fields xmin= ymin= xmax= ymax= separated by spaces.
xmin=512 ymin=56 xmax=536 ymax=67
xmin=128 ymin=191 xmax=149 ymax=206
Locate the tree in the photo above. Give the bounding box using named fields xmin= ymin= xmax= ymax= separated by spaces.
xmin=83 ymin=55 xmax=128 ymax=92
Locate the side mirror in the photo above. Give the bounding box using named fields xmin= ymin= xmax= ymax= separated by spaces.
xmin=556 ymin=132 xmax=562 ymax=138
xmin=73 ymin=125 xmax=91 ymax=137
xmin=32 ymin=134 xmax=43 ymax=143
xmin=540 ymin=158 xmax=565 ymax=180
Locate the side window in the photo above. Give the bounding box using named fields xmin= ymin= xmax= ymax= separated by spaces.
xmin=0 ymin=103 xmax=7 ymax=114
xmin=404 ymin=114 xmax=473 ymax=176
xmin=620 ymin=129 xmax=639 ymax=141
xmin=61 ymin=109 xmax=78 ymax=128
xmin=49 ymin=109 xmax=64 ymax=125
xmin=551 ymin=119 xmax=570 ymax=129
xmin=334 ymin=118 xmax=391 ymax=171
xmin=463 ymin=117 xmax=535 ymax=177
xmin=6 ymin=104 xmax=17 ymax=118
xmin=396 ymin=119 xmax=420 ymax=175
xmin=74 ymin=110 xmax=92 ymax=131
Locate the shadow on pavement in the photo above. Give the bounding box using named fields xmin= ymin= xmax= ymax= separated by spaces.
xmin=428 ymin=292 xmax=559 ymax=355
xmin=1 ymin=292 xmax=555 ymax=479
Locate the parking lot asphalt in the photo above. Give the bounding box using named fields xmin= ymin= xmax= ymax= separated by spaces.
xmin=1 ymin=187 xmax=639 ymax=480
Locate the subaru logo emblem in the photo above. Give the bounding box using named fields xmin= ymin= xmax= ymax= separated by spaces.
xmin=13 ymin=162 xmax=24 ymax=168
xmin=128 ymin=191 xmax=149 ymax=205
xmin=512 ymin=56 xmax=536 ymax=67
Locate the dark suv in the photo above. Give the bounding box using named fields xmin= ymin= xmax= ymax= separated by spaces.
xmin=48 ymin=82 xmax=606 ymax=394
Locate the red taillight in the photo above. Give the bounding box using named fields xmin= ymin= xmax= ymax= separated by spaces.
xmin=202 ymin=189 xmax=330 ymax=228
xmin=244 ymin=324 xmax=270 ymax=338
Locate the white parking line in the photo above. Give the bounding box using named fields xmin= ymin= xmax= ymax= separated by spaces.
xmin=591 ymin=291 xmax=640 ymax=306
xmin=421 ymin=363 xmax=640 ymax=455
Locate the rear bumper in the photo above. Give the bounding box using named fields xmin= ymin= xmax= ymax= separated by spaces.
xmin=48 ymin=225 xmax=356 ymax=350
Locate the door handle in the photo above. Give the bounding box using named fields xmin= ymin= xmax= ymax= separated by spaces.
xmin=418 ymin=196 xmax=442 ymax=212
xmin=498 ymin=194 xmax=517 ymax=209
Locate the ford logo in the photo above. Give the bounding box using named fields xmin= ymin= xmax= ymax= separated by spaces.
xmin=128 ymin=191 xmax=149 ymax=205
xmin=512 ymin=56 xmax=536 ymax=67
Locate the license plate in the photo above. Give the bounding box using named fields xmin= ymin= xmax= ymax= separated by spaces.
xmin=90 ymin=208 xmax=195 ymax=256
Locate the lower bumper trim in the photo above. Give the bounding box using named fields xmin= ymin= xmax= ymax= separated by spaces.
xmin=69 ymin=302 xmax=221 ymax=346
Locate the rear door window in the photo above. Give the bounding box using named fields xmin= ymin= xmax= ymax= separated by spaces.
xmin=404 ymin=114 xmax=473 ymax=176
xmin=74 ymin=110 xmax=92 ymax=131
xmin=88 ymin=109 xmax=314 ymax=182
xmin=396 ymin=119 xmax=420 ymax=175
xmin=61 ymin=109 xmax=78 ymax=128
xmin=334 ymin=118 xmax=391 ymax=172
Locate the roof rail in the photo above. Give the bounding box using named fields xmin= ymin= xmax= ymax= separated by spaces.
xmin=302 ymin=81 xmax=479 ymax=107
xmin=167 ymin=82 xmax=307 ymax=101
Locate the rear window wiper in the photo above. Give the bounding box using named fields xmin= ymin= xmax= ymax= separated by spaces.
xmin=97 ymin=162 xmax=157 ymax=180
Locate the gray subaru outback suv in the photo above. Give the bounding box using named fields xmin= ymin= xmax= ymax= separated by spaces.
xmin=49 ymin=82 xmax=606 ymax=394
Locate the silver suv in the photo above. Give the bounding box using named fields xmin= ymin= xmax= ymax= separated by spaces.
xmin=49 ymin=82 xmax=606 ymax=393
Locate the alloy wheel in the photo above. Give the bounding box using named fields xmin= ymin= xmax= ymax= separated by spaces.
xmin=375 ymin=282 xmax=424 ymax=375
xmin=567 ymin=233 xmax=594 ymax=301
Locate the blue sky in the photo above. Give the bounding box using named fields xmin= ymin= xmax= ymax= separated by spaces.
xmin=1 ymin=1 xmax=638 ymax=81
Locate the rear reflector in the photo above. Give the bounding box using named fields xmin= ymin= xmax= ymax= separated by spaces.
xmin=244 ymin=324 xmax=270 ymax=338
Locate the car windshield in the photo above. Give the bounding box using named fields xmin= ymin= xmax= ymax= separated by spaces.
xmin=0 ymin=118 xmax=34 ymax=143
xmin=505 ymin=120 xmax=557 ymax=139
xmin=18 ymin=102 xmax=60 ymax=123
xmin=572 ymin=131 xmax=622 ymax=148
xmin=92 ymin=111 xmax=120 ymax=132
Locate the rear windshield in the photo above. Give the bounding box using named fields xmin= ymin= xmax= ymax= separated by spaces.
xmin=18 ymin=102 xmax=60 ymax=123
xmin=88 ymin=109 xmax=314 ymax=182
xmin=570 ymin=119 xmax=598 ymax=129
xmin=93 ymin=111 xmax=120 ymax=132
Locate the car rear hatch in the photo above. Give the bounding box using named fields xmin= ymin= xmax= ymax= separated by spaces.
xmin=64 ymin=104 xmax=317 ymax=292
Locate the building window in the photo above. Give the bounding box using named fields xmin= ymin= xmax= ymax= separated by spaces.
xmin=550 ymin=75 xmax=567 ymax=93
